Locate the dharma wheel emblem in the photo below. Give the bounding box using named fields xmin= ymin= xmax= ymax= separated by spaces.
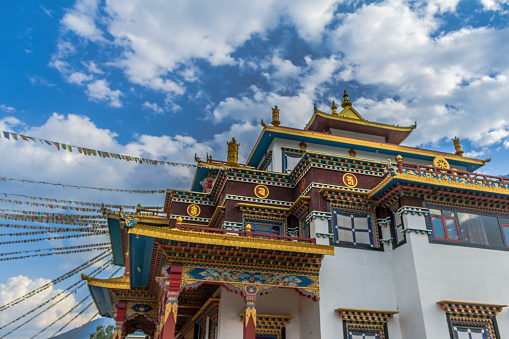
xmin=187 ymin=204 xmax=201 ymax=217
xmin=254 ymin=185 xmax=269 ymax=199
xmin=343 ymin=173 xmax=358 ymax=188
xmin=433 ymin=156 xmax=450 ymax=169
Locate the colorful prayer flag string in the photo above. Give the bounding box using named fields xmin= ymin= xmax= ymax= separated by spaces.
xmin=0 ymin=223 xmax=106 ymax=232
xmin=0 ymin=177 xmax=166 ymax=193
xmin=0 ymin=129 xmax=197 ymax=168
xmin=0 ymin=192 xmax=161 ymax=209
xmin=0 ymin=232 xmax=108 ymax=246
xmin=0 ymin=249 xmax=110 ymax=312
xmin=0 ymin=242 xmax=111 ymax=257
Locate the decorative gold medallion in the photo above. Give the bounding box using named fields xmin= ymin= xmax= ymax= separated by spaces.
xmin=433 ymin=156 xmax=450 ymax=169
xmin=343 ymin=173 xmax=358 ymax=188
xmin=299 ymin=179 xmax=306 ymax=193
xmin=187 ymin=204 xmax=201 ymax=217
xmin=254 ymin=185 xmax=269 ymax=199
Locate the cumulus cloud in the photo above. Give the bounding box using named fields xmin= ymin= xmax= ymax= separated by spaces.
xmin=61 ymin=0 xmax=103 ymax=42
xmin=86 ymin=80 xmax=123 ymax=107
xmin=0 ymin=275 xmax=95 ymax=339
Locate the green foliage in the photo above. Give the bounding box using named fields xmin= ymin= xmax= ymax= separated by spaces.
xmin=90 ymin=324 xmax=114 ymax=339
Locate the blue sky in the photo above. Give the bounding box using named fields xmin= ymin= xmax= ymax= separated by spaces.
xmin=1 ymin=0 xmax=509 ymax=337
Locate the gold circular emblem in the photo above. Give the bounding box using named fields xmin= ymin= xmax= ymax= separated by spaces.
xmin=187 ymin=204 xmax=201 ymax=217
xmin=433 ymin=156 xmax=450 ymax=169
xmin=343 ymin=173 xmax=358 ymax=188
xmin=254 ymin=185 xmax=269 ymax=199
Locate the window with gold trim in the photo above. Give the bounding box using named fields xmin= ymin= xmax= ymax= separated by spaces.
xmin=336 ymin=308 xmax=398 ymax=339
xmin=437 ymin=300 xmax=506 ymax=339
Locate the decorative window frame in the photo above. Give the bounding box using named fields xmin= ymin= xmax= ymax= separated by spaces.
xmin=238 ymin=314 xmax=293 ymax=339
xmin=336 ymin=308 xmax=398 ymax=339
xmin=390 ymin=208 xmax=407 ymax=249
xmin=329 ymin=206 xmax=382 ymax=250
xmin=282 ymin=148 xmax=304 ymax=174
xmin=437 ymin=300 xmax=506 ymax=339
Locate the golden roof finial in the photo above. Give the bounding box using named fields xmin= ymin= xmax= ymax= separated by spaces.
xmin=246 ymin=224 xmax=252 ymax=232
xmin=452 ymin=137 xmax=464 ymax=156
xmin=331 ymin=100 xmax=338 ymax=115
xmin=177 ymin=216 xmax=182 ymax=225
xmin=226 ymin=137 xmax=240 ymax=167
xmin=341 ymin=90 xmax=352 ymax=108
xmin=271 ymin=106 xmax=280 ymax=126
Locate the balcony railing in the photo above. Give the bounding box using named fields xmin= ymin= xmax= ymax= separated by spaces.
xmin=396 ymin=162 xmax=509 ymax=189
xmin=172 ymin=222 xmax=316 ymax=244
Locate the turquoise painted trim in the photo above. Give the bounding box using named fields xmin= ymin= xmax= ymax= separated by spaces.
xmin=246 ymin=130 xmax=482 ymax=172
xmin=107 ymin=218 xmax=124 ymax=267
xmin=129 ymin=233 xmax=154 ymax=289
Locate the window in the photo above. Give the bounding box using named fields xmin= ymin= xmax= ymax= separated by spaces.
xmin=438 ymin=300 xmax=503 ymax=339
xmin=333 ymin=211 xmax=373 ymax=247
xmin=244 ymin=220 xmax=282 ymax=235
xmin=429 ymin=208 xmax=507 ymax=248
xmin=337 ymin=308 xmax=395 ymax=339
xmin=453 ymin=326 xmax=486 ymax=339
xmin=282 ymin=149 xmax=303 ymax=174
xmin=349 ymin=331 xmax=380 ymax=338
xmin=392 ymin=212 xmax=405 ymax=246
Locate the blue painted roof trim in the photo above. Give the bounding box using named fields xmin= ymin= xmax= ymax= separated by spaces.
xmin=129 ymin=233 xmax=154 ymax=289
xmin=89 ymin=285 xmax=113 ymax=317
xmin=108 ymin=218 xmax=124 ymax=267
xmin=247 ymin=130 xmax=483 ymax=173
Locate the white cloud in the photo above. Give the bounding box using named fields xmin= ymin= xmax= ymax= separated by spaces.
xmin=0 ymin=105 xmax=16 ymax=113
xmin=67 ymin=71 xmax=94 ymax=85
xmin=480 ymin=0 xmax=509 ymax=11
xmin=142 ymin=101 xmax=165 ymax=114
xmin=61 ymin=0 xmax=103 ymax=42
xmin=0 ymin=275 xmax=95 ymax=339
xmin=86 ymin=80 xmax=123 ymax=107
xmin=326 ymin=0 xmax=509 ymax=149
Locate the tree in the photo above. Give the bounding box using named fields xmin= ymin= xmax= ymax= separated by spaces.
xmin=90 ymin=324 xmax=114 ymax=339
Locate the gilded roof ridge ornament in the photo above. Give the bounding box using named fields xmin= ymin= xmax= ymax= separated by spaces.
xmin=452 ymin=136 xmax=464 ymax=156
xmin=271 ymin=106 xmax=280 ymax=126
xmin=261 ymin=119 xmax=268 ymax=128
xmin=341 ymin=90 xmax=352 ymax=108
xmin=226 ymin=137 xmax=240 ymax=167
xmin=331 ymin=100 xmax=338 ymax=115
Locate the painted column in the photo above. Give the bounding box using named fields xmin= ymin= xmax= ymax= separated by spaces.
xmin=159 ymin=263 xmax=183 ymax=339
xmin=113 ymin=301 xmax=127 ymax=339
xmin=161 ymin=291 xmax=179 ymax=339
xmin=243 ymin=295 xmax=257 ymax=339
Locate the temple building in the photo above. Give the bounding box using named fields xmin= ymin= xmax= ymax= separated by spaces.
xmin=84 ymin=91 xmax=509 ymax=339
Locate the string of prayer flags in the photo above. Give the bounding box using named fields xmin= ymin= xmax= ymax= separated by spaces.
xmin=0 ymin=210 xmax=103 ymax=219
xmin=0 ymin=200 xmax=100 ymax=212
xmin=0 ymin=129 xmax=197 ymax=168
xmin=0 ymin=214 xmax=106 ymax=225
xmin=0 ymin=232 xmax=108 ymax=246
xmin=0 ymin=249 xmax=111 ymax=311
xmin=0 ymin=242 xmax=110 ymax=257
xmin=0 ymin=177 xmax=166 ymax=193
xmin=0 ymin=260 xmax=112 ymax=335
xmin=0 ymin=223 xmax=107 ymax=232
xmin=0 ymin=246 xmax=111 ymax=261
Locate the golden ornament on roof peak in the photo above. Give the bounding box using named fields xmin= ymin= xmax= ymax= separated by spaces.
xmin=341 ymin=90 xmax=352 ymax=108
xmin=331 ymin=100 xmax=338 ymax=115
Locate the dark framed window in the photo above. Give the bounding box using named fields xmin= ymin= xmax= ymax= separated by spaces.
xmin=244 ymin=219 xmax=282 ymax=235
xmin=332 ymin=211 xmax=373 ymax=247
xmin=391 ymin=212 xmax=406 ymax=247
xmin=430 ymin=209 xmax=461 ymax=242
xmin=282 ymin=148 xmax=304 ymax=174
xmin=428 ymin=208 xmax=507 ymax=248
xmin=348 ymin=331 xmax=380 ymax=338
xmin=452 ymin=326 xmax=486 ymax=339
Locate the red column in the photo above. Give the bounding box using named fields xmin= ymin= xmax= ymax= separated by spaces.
xmin=161 ymin=291 xmax=179 ymax=339
xmin=113 ymin=301 xmax=127 ymax=339
xmin=243 ymin=296 xmax=257 ymax=339
xmin=159 ymin=264 xmax=183 ymax=339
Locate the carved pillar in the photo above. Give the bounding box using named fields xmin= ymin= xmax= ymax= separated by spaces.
xmin=114 ymin=301 xmax=127 ymax=339
xmin=243 ymin=295 xmax=257 ymax=339
xmin=161 ymin=291 xmax=179 ymax=339
xmin=159 ymin=263 xmax=183 ymax=339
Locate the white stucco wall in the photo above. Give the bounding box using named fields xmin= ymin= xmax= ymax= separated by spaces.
xmin=216 ymin=286 xmax=314 ymax=339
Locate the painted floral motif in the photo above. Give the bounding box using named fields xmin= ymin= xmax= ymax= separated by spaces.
xmin=190 ymin=268 xmax=311 ymax=287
